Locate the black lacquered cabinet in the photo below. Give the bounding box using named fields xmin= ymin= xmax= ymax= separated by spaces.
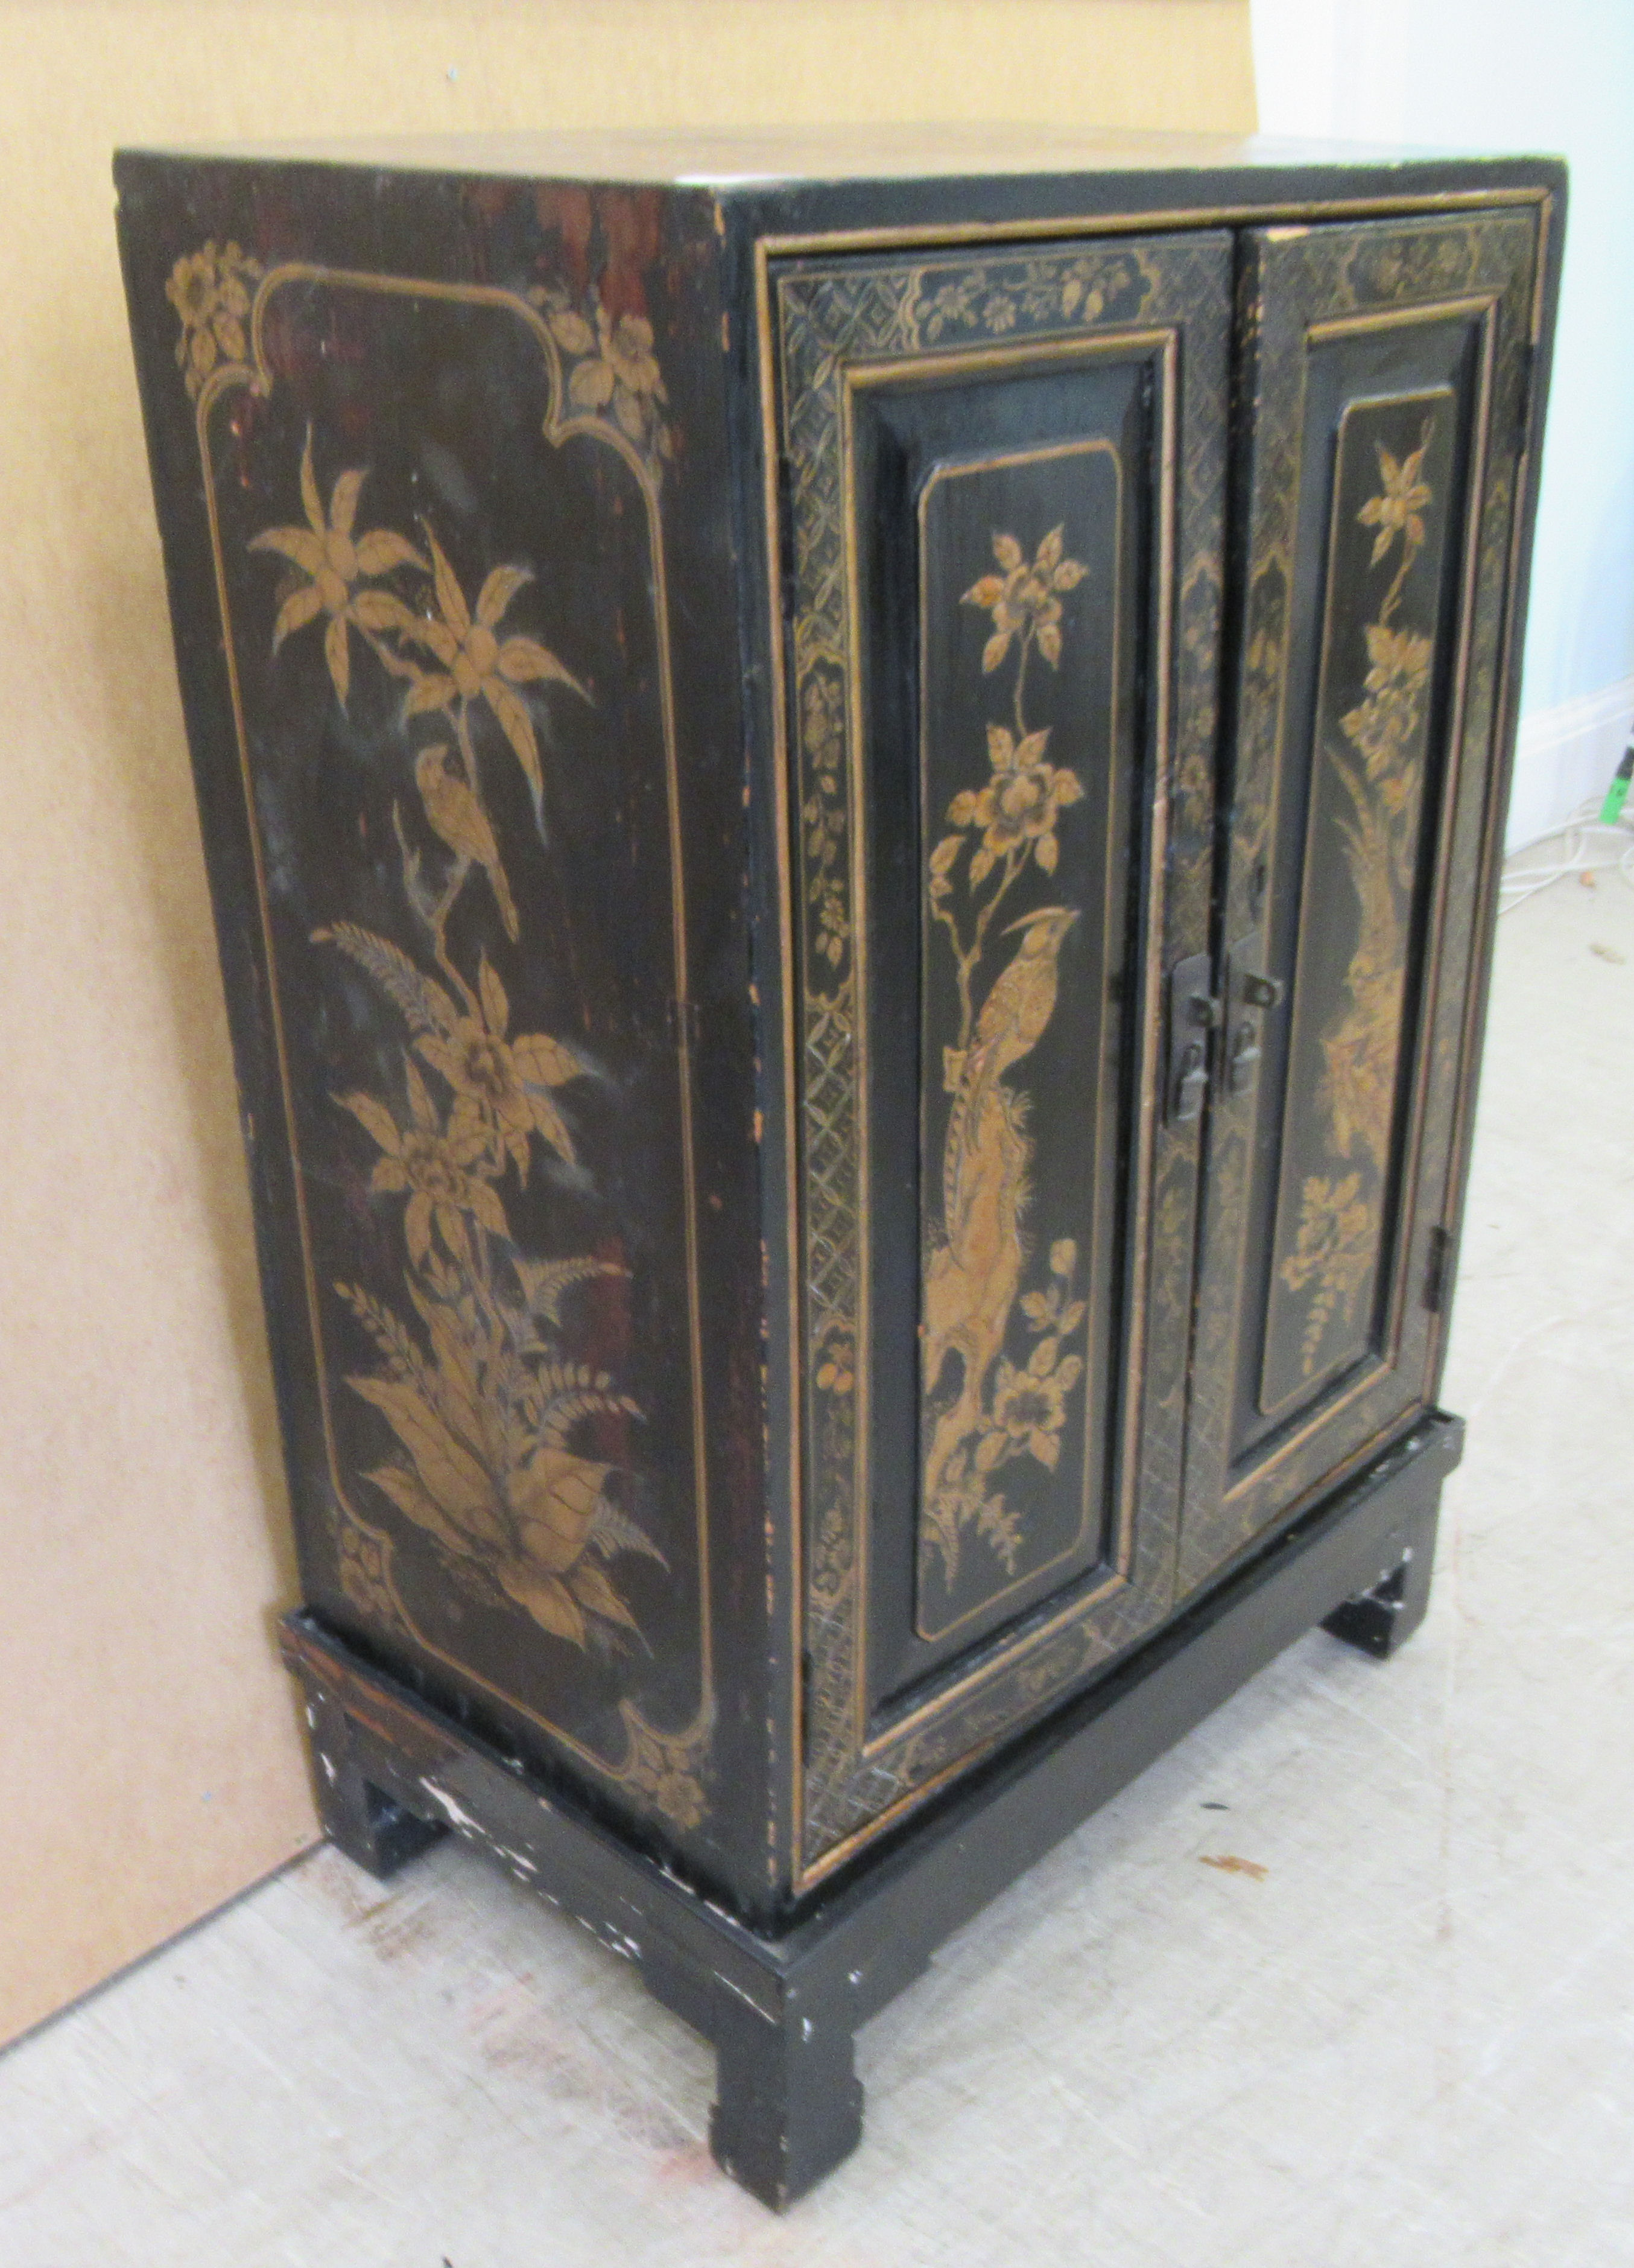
xmin=117 ymin=132 xmax=1561 ymax=2208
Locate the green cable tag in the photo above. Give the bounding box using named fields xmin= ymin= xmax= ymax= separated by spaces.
xmin=1600 ymin=740 xmax=1634 ymax=827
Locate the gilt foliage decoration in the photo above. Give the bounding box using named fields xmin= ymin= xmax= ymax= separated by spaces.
xmin=919 ymin=526 xmax=1090 ymax=1592
xmin=166 ymin=238 xmax=262 ymax=396
xmin=252 ymin=427 xmax=668 ymax=1656
xmin=1280 ymin=422 xmax=1438 ymax=1377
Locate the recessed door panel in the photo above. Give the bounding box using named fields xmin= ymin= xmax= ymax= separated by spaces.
xmin=854 ymin=362 xmax=1145 ymax=1688
xmin=914 ymin=441 xmax=1124 ymax=1647
xmin=771 ymin=230 xmax=1230 ymax=1880
xmin=1179 ymin=211 xmax=1540 ymax=1596
xmin=1259 ymin=384 xmax=1458 ymax=1418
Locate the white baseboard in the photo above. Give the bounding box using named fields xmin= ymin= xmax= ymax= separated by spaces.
xmin=1505 ymin=676 xmax=1634 ymax=853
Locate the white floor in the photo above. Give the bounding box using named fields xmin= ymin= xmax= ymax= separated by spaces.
xmin=4 ymin=867 xmax=1632 ymax=2268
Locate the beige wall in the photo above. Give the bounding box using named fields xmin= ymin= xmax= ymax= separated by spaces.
xmin=0 ymin=0 xmax=1253 ymax=2048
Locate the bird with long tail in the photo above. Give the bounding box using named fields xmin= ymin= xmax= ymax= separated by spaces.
xmin=922 ymin=904 xmax=1078 ymax=1560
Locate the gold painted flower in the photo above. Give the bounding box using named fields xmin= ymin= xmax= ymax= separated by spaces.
xmin=800 ymin=672 xmax=849 ymax=961
xmin=815 ymin=1324 xmax=855 ymax=1397
xmin=249 ymin=432 xmax=425 ymax=705
xmin=963 ymin=525 xmax=1088 ymax=673
xmin=815 ymin=882 xmax=849 ymax=967
xmin=1358 ymin=433 xmax=1433 ymax=567
xmin=803 ymin=670 xmax=844 ymax=778
xmin=949 ymin=724 xmax=1084 ymax=881
xmin=166 ymin=239 xmax=261 ymax=395
xmin=1021 ymin=1237 xmax=1088 ymax=1336
xmin=416 ymin=958 xmax=587 ymax=1177
xmin=335 ymin=1520 xmax=398 ymax=1626
xmin=339 ymin=1056 xmax=508 ymax=1267
xmin=1341 ymin=621 xmax=1434 ymax=787
xmin=1360 ymin=622 xmax=1433 ymax=698
xmin=546 ymin=300 xmax=669 ymax=448
xmin=988 ymin=1334 xmax=1083 ymax=1472
xmin=402 ymin=530 xmax=588 ymax=808
xmin=644 ymin=1767 xmax=706 ymax=1832
xmin=1279 ymin=1173 xmax=1373 ymax=1297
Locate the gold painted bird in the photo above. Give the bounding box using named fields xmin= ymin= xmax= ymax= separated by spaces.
xmin=413 ymin=742 xmax=519 ymax=940
xmin=922 ymin=904 xmax=1079 ymax=1528
xmin=942 ymin=905 xmax=1079 ymax=1240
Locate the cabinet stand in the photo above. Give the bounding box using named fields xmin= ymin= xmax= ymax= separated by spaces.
xmin=283 ymin=1411 xmax=1461 ymax=2210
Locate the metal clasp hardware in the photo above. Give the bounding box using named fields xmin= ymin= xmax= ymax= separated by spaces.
xmin=1224 ymin=940 xmax=1287 ymax=1098
xmin=1167 ymin=951 xmax=1219 ymax=1123
xmin=1226 ymin=1023 xmax=1261 ymax=1094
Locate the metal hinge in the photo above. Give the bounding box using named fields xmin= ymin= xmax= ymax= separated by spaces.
xmin=1424 ymin=1225 xmax=1457 ymax=1314
xmin=1512 ymin=340 xmax=1536 ymax=454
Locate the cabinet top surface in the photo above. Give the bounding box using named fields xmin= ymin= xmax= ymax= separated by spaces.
xmin=115 ymin=124 xmax=1560 ymax=194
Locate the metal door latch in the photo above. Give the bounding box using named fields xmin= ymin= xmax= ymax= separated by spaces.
xmin=1167 ymin=952 xmax=1219 ymax=1123
xmin=1226 ymin=1022 xmax=1261 ymax=1094
xmin=1224 ymin=941 xmax=1287 ymax=1098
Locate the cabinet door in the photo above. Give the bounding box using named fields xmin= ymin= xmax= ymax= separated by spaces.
xmin=768 ymin=231 xmax=1230 ymax=1884
xmin=1179 ymin=209 xmax=1542 ymax=1594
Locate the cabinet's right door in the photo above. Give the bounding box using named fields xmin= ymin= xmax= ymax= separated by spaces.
xmin=1179 ymin=207 xmax=1544 ymax=1595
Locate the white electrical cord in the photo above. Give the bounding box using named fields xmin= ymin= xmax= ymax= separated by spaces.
xmin=1498 ymin=790 xmax=1634 ymax=913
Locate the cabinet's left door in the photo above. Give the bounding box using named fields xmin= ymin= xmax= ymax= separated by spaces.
xmin=767 ymin=230 xmax=1231 ymax=1887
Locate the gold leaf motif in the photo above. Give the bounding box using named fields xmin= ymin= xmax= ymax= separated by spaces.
xmin=798 ymin=667 xmax=850 ymax=967
xmin=531 ymin=288 xmax=672 ymax=468
xmin=500 ymin=1568 xmax=586 ymax=1645
xmin=166 ymin=238 xmax=262 ymax=396
xmin=545 ymin=307 xmax=596 ymax=357
xmin=249 ymin=431 xmax=428 ymax=709
xmin=475 ymin=564 xmax=532 ymax=626
xmin=351 ymin=1374 xmax=507 ymax=1551
xmin=612 ymin=1700 xmax=708 ymax=1831
xmin=511 ymin=1443 xmax=609 ymax=1574
xmin=568 ymin=1557 xmax=639 ymax=1634
xmin=336 ymin=1519 xmax=406 ymax=1631
xmin=1278 ymin=1173 xmax=1375 ymax=1376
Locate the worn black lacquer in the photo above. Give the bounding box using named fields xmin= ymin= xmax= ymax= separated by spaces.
xmin=117 ymin=136 xmax=1562 ymax=2206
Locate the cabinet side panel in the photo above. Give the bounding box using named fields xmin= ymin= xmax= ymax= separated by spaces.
xmin=116 ymin=154 xmax=768 ymax=1902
